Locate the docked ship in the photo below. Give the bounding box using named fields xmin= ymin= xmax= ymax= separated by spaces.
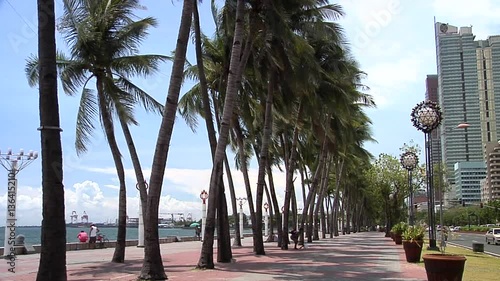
xmin=65 ymin=210 xmax=139 ymax=228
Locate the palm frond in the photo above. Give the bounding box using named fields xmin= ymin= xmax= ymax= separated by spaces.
xmin=178 ymin=85 xmax=203 ymax=132
xmin=114 ymin=76 xmax=164 ymax=115
xmin=75 ymin=87 xmax=99 ymax=155
xmin=25 ymin=55 xmax=40 ymax=88
xmin=111 ymin=54 xmax=171 ymax=78
xmin=25 ymin=51 xmax=91 ymax=95
xmin=103 ymin=76 xmax=138 ymax=126
xmin=114 ymin=17 xmax=158 ymax=56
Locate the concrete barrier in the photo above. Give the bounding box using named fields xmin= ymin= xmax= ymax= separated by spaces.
xmin=1 ymin=233 xmax=253 ymax=255
xmin=472 ymin=242 xmax=484 ymax=252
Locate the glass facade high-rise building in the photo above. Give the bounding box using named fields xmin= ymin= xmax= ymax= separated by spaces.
xmin=425 ymin=75 xmax=441 ymax=164
xmin=454 ymin=161 xmax=486 ymax=204
xmin=475 ymin=37 xmax=500 ymax=145
xmin=435 ymin=22 xmax=483 ymax=183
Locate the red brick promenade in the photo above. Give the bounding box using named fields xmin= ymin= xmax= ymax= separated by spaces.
xmin=0 ymin=231 xmax=427 ymax=280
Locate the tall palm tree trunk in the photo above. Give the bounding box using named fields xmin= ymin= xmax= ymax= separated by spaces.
xmin=282 ymin=102 xmax=303 ymax=250
xmin=108 ymin=66 xmax=149 ymax=218
xmin=313 ymin=153 xmax=330 ymax=240
xmin=266 ymin=159 xmax=282 ymax=246
xmin=254 ymin=70 xmax=275 ymax=254
xmin=118 ymin=117 xmax=148 ymax=221
xmin=224 ymin=156 xmax=241 ymax=246
xmin=300 ymin=138 xmax=326 ymax=245
xmin=332 ymin=157 xmax=345 ymax=236
xmin=194 ymin=0 xmax=232 ymax=262
xmin=319 ymin=157 xmax=332 ymax=239
xmin=197 ymin=0 xmax=245 ymax=269
xmin=140 ymin=0 xmax=194 ymax=279
xmin=36 ymin=0 xmax=66 ymax=279
xmin=264 ymin=180 xmax=274 ymax=241
xmin=95 ymin=79 xmax=127 ymax=263
xmin=233 ymin=123 xmax=256 ymax=230
xmin=193 ymin=0 xmax=217 ymax=156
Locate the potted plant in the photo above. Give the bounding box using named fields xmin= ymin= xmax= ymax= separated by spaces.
xmin=402 ymin=225 xmax=425 ymax=263
xmin=422 ymin=227 xmax=467 ymax=281
xmin=391 ymin=222 xmax=407 ymax=245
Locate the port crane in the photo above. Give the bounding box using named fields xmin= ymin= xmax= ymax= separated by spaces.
xmin=70 ymin=211 xmax=78 ymax=223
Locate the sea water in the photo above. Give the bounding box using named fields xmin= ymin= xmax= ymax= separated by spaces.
xmin=0 ymin=226 xmax=252 ymax=246
xmin=0 ymin=226 xmax=199 ymax=245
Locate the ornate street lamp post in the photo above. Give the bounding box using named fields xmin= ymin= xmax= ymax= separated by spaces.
xmin=281 ymin=206 xmax=285 ymax=230
xmin=237 ymin=197 xmax=247 ymax=239
xmin=400 ymin=151 xmax=419 ymax=226
xmin=264 ymin=202 xmax=269 ymax=237
xmin=0 ymin=148 xmax=38 ymax=257
xmin=200 ymin=190 xmax=209 ymax=241
xmin=136 ymin=180 xmax=148 ymax=247
xmin=411 ymin=100 xmax=442 ymax=250
xmin=297 ymin=208 xmax=303 ymax=230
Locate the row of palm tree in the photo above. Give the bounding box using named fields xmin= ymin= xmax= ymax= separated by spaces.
xmin=177 ymin=0 xmax=378 ymax=267
xmin=33 ymin=0 xmax=383 ymax=280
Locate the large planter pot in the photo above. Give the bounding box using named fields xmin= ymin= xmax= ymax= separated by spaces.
xmin=402 ymin=240 xmax=423 ymax=263
xmin=394 ymin=234 xmax=402 ymax=245
xmin=390 ymin=232 xmax=395 ymax=240
xmin=422 ymin=254 xmax=466 ymax=281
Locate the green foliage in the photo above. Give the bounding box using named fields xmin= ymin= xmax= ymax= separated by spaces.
xmin=391 ymin=221 xmax=408 ymax=235
xmin=402 ymin=225 xmax=425 ymax=241
xmin=368 ymin=153 xmax=409 ymax=225
xmin=399 ymin=140 xmax=421 ymax=155
xmin=462 ymin=226 xmax=490 ymax=232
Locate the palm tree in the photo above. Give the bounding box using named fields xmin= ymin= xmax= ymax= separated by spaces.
xmin=141 ymin=0 xmax=194 ymax=278
xmin=193 ymin=0 xmax=233 ymax=262
xmin=197 ymin=0 xmax=246 ymax=269
xmin=36 ymin=0 xmax=66 ymax=280
xmin=26 ymin=0 xmax=167 ymax=264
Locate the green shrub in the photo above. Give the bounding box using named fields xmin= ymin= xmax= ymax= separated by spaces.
xmin=402 ymin=225 xmax=425 ymax=242
xmin=391 ymin=222 xmax=408 ymax=235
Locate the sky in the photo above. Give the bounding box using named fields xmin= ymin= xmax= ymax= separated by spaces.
xmin=1 ymin=0 xmax=500 ymax=226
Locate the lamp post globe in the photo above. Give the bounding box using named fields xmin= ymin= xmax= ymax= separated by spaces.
xmin=400 ymin=151 xmax=419 ymax=226
xmin=200 ymin=190 xmax=209 ymax=204
xmin=410 ymin=100 xmax=442 ymax=251
xmin=400 ymin=151 xmax=418 ymax=171
xmin=200 ymin=190 xmax=209 ymax=241
xmin=411 ymin=101 xmax=442 ymax=133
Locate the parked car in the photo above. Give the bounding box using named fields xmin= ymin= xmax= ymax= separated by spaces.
xmin=485 ymin=228 xmax=500 ymax=245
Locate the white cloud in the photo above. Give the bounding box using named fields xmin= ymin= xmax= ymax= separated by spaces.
xmin=103 ymin=184 xmax=119 ymax=190
xmin=0 ymin=166 xmax=297 ymax=226
xmin=339 ymin=0 xmax=403 ymax=51
xmin=363 ymin=50 xmax=434 ymax=106
xmin=433 ymin=0 xmax=500 ymax=38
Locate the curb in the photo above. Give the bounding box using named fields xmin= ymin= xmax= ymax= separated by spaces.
xmin=447 ymin=242 xmax=500 ymax=258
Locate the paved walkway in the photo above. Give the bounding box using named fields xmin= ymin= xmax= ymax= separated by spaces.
xmin=0 ymin=231 xmax=427 ymax=280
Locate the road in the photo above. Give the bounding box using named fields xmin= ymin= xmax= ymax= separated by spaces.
xmin=445 ymin=232 xmax=500 ymax=256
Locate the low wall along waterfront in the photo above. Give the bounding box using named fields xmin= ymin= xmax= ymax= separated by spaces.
xmin=0 ymin=234 xmax=253 ymax=256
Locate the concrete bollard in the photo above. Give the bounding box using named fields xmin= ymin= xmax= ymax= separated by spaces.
xmin=472 ymin=242 xmax=484 ymax=252
xmin=15 ymin=235 xmax=25 ymax=246
xmin=14 ymin=235 xmax=27 ymax=255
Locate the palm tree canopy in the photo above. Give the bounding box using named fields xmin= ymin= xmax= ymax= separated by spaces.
xmin=26 ymin=0 xmax=171 ymax=154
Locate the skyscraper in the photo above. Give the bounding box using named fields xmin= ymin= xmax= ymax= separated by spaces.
xmin=475 ymin=36 xmax=500 ymax=145
xmin=425 ymin=75 xmax=440 ymax=164
xmin=434 ymin=22 xmax=486 ymax=203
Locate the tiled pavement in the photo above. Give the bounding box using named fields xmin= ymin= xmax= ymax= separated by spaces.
xmin=0 ymin=231 xmax=427 ymax=280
